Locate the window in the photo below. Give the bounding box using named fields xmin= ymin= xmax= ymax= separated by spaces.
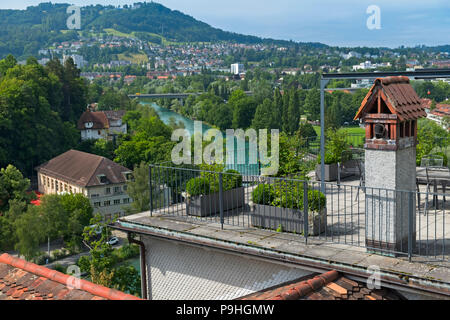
xmin=105 ymin=187 xmax=111 ymax=195
xmin=123 ymin=198 xmax=130 ymax=204
xmin=91 ymin=194 xmax=99 ymax=198
xmin=47 ymin=177 xmax=49 ymax=187
xmin=114 ymin=199 xmax=121 ymax=205
xmin=55 ymin=181 xmax=58 ymax=191
xmin=123 ymin=171 xmax=133 ymax=181
xmin=94 ymin=202 xmax=101 ymax=207
xmin=114 ymin=186 xmax=121 ymax=193
xmin=51 ymin=179 xmax=54 ymax=189
xmin=97 ymin=175 xmax=108 ymax=184
xmin=123 ymin=185 xmax=127 ymax=191
xmin=103 ymin=200 xmax=111 ymax=207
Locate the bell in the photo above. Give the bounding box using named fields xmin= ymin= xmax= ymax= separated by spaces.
xmin=374 ymin=123 xmax=386 ymax=139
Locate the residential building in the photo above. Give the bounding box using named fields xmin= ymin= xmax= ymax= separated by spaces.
xmin=77 ymin=110 xmax=127 ymax=141
xmin=63 ymin=54 xmax=88 ymax=68
xmin=351 ymin=79 xmax=372 ymax=89
xmin=0 ymin=253 xmax=141 ymax=300
xmin=427 ymin=103 xmax=450 ymax=129
xmin=230 ymin=63 xmax=244 ymax=75
xmin=36 ymin=150 xmax=133 ymax=221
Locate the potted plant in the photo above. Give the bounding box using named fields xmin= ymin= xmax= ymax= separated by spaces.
xmin=185 ymin=166 xmax=245 ymax=217
xmin=250 ymin=180 xmax=327 ymax=236
xmin=315 ymin=129 xmax=349 ymax=182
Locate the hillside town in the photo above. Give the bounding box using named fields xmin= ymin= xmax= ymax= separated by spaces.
xmin=0 ymin=1 xmax=450 ymax=306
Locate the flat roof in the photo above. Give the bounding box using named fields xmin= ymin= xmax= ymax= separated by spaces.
xmin=110 ymin=211 xmax=450 ymax=299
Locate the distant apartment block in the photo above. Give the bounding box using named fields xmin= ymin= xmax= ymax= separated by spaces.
xmin=36 ymin=150 xmax=133 ymax=221
xmin=230 ymin=63 xmax=244 ymax=75
xmin=63 ymin=54 xmax=88 ymax=68
xmin=77 ymin=110 xmax=127 ymax=141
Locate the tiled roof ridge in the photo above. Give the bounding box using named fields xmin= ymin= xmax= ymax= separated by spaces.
xmin=0 ymin=253 xmax=142 ymax=300
xmin=376 ymin=76 xmax=410 ymax=85
xmin=269 ymin=270 xmax=339 ymax=300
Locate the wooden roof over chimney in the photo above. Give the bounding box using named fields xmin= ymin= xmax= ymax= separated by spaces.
xmin=354 ymin=76 xmax=427 ymax=121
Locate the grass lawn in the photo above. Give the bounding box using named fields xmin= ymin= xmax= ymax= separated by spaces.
xmin=313 ymin=125 xmax=365 ymax=136
xmin=117 ymin=52 xmax=149 ymax=65
xmin=104 ymin=28 xmax=135 ymax=38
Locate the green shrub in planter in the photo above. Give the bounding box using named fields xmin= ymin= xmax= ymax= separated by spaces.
xmin=252 ymin=182 xmax=326 ymax=212
xmin=223 ymin=169 xmax=243 ymax=191
xmin=252 ymin=184 xmax=275 ymax=205
xmin=307 ymin=190 xmax=327 ymax=212
xmin=272 ymin=180 xmax=303 ymax=209
xmin=186 ymin=177 xmax=211 ymax=196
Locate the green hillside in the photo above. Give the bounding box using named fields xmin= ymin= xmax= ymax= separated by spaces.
xmin=0 ymin=2 xmax=307 ymax=59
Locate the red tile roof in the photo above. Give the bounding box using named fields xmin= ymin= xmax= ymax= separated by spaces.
xmin=0 ymin=253 xmax=142 ymax=300
xmin=355 ymin=76 xmax=427 ymax=121
xmin=240 ymin=270 xmax=404 ymax=300
xmin=77 ymin=110 xmax=109 ymax=130
xmin=430 ymin=103 xmax=450 ymax=117
xmin=36 ymin=149 xmax=131 ymax=188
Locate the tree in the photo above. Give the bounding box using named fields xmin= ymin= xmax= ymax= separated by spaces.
xmin=286 ymin=90 xmax=300 ymax=135
xmin=126 ymin=162 xmax=150 ymax=214
xmin=0 ymin=54 xmax=16 ymax=76
xmin=0 ymin=165 xmax=33 ymax=213
xmin=79 ymin=218 xmax=141 ymax=297
xmin=229 ymin=90 xmax=257 ymax=129
xmin=208 ymin=104 xmax=233 ymax=131
xmin=60 ymin=193 xmax=94 ymax=251
xmin=272 ymin=89 xmax=283 ymax=130
xmin=0 ymin=215 xmax=15 ymax=251
xmin=0 ymin=59 xmax=80 ymax=175
xmin=325 ymin=99 xmax=341 ymax=130
xmin=274 ymin=133 xmax=305 ymax=177
xmin=14 ymin=206 xmax=45 ymax=260
xmin=45 ymin=58 xmax=88 ymax=122
xmin=252 ymin=98 xmax=274 ymax=131
xmin=114 ymin=116 xmax=175 ymax=169
xmin=39 ymin=194 xmax=70 ymax=256
xmin=304 ymin=89 xmax=321 ymax=121
xmin=296 ymin=122 xmax=317 ymax=147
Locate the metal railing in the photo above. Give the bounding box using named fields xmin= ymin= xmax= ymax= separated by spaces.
xmin=147 ymin=164 xmax=449 ymax=263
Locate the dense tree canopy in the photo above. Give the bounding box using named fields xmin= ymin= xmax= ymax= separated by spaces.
xmin=0 ymin=56 xmax=82 ymax=175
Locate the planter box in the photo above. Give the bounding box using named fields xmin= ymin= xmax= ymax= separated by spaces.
xmin=339 ymin=159 xmax=361 ymax=179
xmin=315 ymin=163 xmax=338 ymax=182
xmin=251 ymin=204 xmax=327 ymax=236
xmin=186 ymin=187 xmax=245 ymax=217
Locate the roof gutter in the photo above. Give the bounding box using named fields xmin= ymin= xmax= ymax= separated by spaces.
xmin=127 ymin=233 xmax=148 ymax=300
xmin=111 ymin=220 xmax=450 ymax=299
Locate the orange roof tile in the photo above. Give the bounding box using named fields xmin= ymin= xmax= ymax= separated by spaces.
xmin=240 ymin=270 xmax=404 ymax=301
xmin=0 ymin=254 xmax=142 ymax=300
xmin=354 ymin=76 xmax=427 ymax=121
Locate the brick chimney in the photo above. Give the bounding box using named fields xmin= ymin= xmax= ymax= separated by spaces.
xmin=354 ymin=76 xmax=427 ymax=255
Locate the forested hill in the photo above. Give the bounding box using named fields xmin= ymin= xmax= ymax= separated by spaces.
xmin=0 ymin=2 xmax=326 ymax=59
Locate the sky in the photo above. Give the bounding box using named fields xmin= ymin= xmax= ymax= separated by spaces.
xmin=2 ymin=0 xmax=450 ymax=48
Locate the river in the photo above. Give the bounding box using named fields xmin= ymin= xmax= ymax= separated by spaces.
xmin=140 ymin=101 xmax=260 ymax=176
